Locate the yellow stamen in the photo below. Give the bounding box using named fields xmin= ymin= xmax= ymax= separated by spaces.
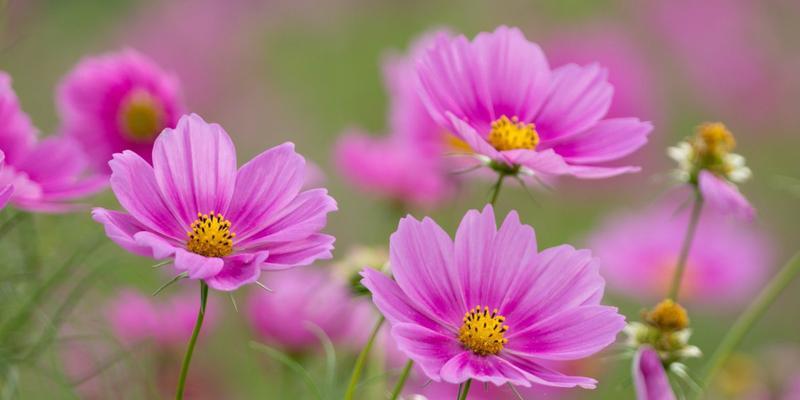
xmin=644 ymin=299 xmax=689 ymax=332
xmin=695 ymin=122 xmax=735 ymax=156
xmin=118 ymin=89 xmax=166 ymax=142
xmin=488 ymin=116 xmax=539 ymax=151
xmin=458 ymin=306 xmax=509 ymax=356
xmin=186 ymin=211 xmax=235 ymax=258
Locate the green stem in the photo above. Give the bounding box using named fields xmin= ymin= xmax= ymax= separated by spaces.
xmin=667 ymin=190 xmax=704 ymax=301
xmin=389 ymin=360 xmax=414 ymax=400
xmin=698 ymin=252 xmax=800 ymax=396
xmin=344 ymin=315 xmax=384 ymax=400
xmin=174 ymin=281 xmax=208 ymax=400
xmin=489 ymin=174 xmax=506 ymax=206
xmin=457 ymin=379 xmax=472 ymax=400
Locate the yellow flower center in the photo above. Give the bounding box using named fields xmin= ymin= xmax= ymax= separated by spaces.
xmin=488 ymin=116 xmax=539 ymax=151
xmin=118 ymin=89 xmax=166 ymax=142
xmin=697 ymin=122 xmax=736 ymax=156
xmin=186 ymin=212 xmax=235 ymax=258
xmin=458 ymin=306 xmax=509 ymax=356
xmin=644 ymin=299 xmax=689 ymax=332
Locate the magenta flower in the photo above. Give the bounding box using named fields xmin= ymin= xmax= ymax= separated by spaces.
xmin=107 ymin=288 xmax=219 ymax=347
xmin=335 ymin=31 xmax=455 ymax=207
xmin=589 ymin=200 xmax=772 ymax=309
xmin=247 ymin=267 xmax=370 ymax=352
xmin=633 ymin=347 xmax=676 ymax=400
xmin=0 ymin=72 xmax=106 ymax=212
xmin=361 ymin=206 xmax=624 ymax=389
xmin=57 ymin=49 xmax=185 ymax=172
xmin=92 ymin=113 xmax=337 ymax=291
xmin=416 ymin=26 xmax=652 ymax=180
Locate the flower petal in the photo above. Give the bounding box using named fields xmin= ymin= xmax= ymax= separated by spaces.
xmin=360 ymin=268 xmax=449 ymax=333
xmin=205 ymin=251 xmax=268 ymax=291
xmin=504 ymin=149 xmax=570 ymax=176
xmin=172 ymin=248 xmax=224 ymax=280
xmin=535 ymin=63 xmax=612 ymax=143
xmin=239 ymin=189 xmax=337 ymax=248
xmin=501 ymin=352 xmax=598 ymax=389
xmin=633 ymin=347 xmax=676 ymax=400
xmin=552 ymin=118 xmax=651 ymax=164
xmin=109 ymin=150 xmax=185 ymax=239
xmin=390 ymin=214 xmax=463 ymax=328
xmin=226 ymin=142 xmax=306 ymax=239
xmin=439 ymin=352 xmax=530 ymax=386
xmin=505 ymin=305 xmax=625 ymax=360
xmin=92 ymin=208 xmax=155 ymax=257
xmin=261 ymin=233 xmax=335 ymax=270
xmin=152 ymin=113 xmax=237 ymax=227
xmin=392 ymin=323 xmax=464 ymax=382
xmin=567 ymin=164 xmax=641 ymax=179
xmin=698 ymin=171 xmax=754 ymax=220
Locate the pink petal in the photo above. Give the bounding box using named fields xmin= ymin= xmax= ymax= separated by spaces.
xmin=501 ymin=352 xmax=598 ymax=389
xmin=172 ymin=248 xmax=224 ymax=280
xmin=439 ymin=351 xmax=530 ymax=387
xmin=392 ymin=323 xmax=464 ymax=382
xmin=553 ymin=118 xmax=652 ymax=164
xmin=633 ymin=347 xmax=675 ymax=400
xmin=698 ymin=171 xmax=755 ymax=220
xmin=260 ymin=233 xmax=335 ymax=270
xmin=390 ymin=214 xmax=464 ymax=327
xmin=505 ymin=305 xmax=625 ymax=360
xmin=567 ymin=164 xmax=641 ymax=179
xmin=205 ymin=251 xmax=268 ymax=291
xmin=536 ymin=64 xmax=612 ymax=143
xmin=240 ymin=189 xmax=337 ymax=248
xmin=152 ymin=114 xmax=237 ymax=227
xmin=226 ymin=142 xmax=306 ymax=239
xmin=360 ymin=268 xmax=451 ymax=333
xmin=92 ymin=208 xmax=156 ymax=257
xmin=109 ymin=150 xmax=185 ymax=239
xmin=504 ymin=149 xmax=570 ymax=176
xmin=0 ymin=184 xmax=11 ymax=209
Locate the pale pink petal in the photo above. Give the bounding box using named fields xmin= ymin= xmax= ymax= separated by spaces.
xmin=553 ymin=118 xmax=652 ymax=164
xmin=172 ymin=248 xmax=224 ymax=280
xmin=360 ymin=268 xmax=449 ymax=333
xmin=633 ymin=347 xmax=676 ymax=400
xmin=439 ymin=352 xmax=530 ymax=386
xmin=392 ymin=323 xmax=464 ymax=382
xmin=698 ymin=171 xmax=755 ymax=220
xmin=206 ymin=252 xmax=267 ymax=291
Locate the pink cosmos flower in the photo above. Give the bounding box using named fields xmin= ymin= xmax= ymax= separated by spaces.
xmin=92 ymin=113 xmax=337 ymax=291
xmin=0 ymin=72 xmax=106 ymax=212
xmin=361 ymin=205 xmax=625 ymax=389
xmin=247 ymin=267 xmax=370 ymax=352
xmin=633 ymin=347 xmax=676 ymax=400
xmin=589 ymin=200 xmax=772 ymax=309
xmin=57 ymin=49 xmax=185 ymax=172
xmin=416 ymin=26 xmax=652 ymax=180
xmin=335 ymin=31 xmax=455 ymax=207
xmin=107 ymin=288 xmax=218 ymax=347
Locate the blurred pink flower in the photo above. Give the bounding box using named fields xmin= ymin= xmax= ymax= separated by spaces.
xmin=362 ymin=206 xmax=624 ymax=389
xmin=633 ymin=347 xmax=675 ymax=400
xmin=334 ymin=30 xmax=456 ymax=207
xmin=0 ymin=152 xmax=13 ymax=209
xmin=0 ymin=72 xmax=106 ymax=212
xmin=56 ymin=49 xmax=185 ymax=172
xmin=416 ymin=26 xmax=652 ymax=180
xmin=93 ymin=114 xmax=337 ymax=292
xmin=589 ymin=199 xmax=773 ymax=308
xmin=641 ymin=0 xmax=784 ymax=123
xmin=247 ymin=266 xmax=370 ymax=352
xmin=107 ymin=288 xmax=219 ymax=348
xmin=546 ymin=26 xmax=661 ymax=122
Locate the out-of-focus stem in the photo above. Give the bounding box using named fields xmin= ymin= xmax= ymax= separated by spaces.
xmin=389 ymin=360 xmax=414 ymax=400
xmin=668 ymin=189 xmax=704 ymax=301
xmin=698 ymin=252 xmax=800 ymax=397
xmin=344 ymin=315 xmax=385 ymax=400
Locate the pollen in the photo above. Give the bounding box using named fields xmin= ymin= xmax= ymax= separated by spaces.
xmin=696 ymin=122 xmax=735 ymax=156
xmin=488 ymin=116 xmax=539 ymax=151
xmin=644 ymin=299 xmax=689 ymax=332
xmin=187 ymin=212 xmax=235 ymax=258
xmin=118 ymin=89 xmax=166 ymax=142
xmin=458 ymin=306 xmax=509 ymax=356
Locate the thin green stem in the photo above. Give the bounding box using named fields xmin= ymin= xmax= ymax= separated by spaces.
xmin=668 ymin=190 xmax=704 ymax=301
xmin=389 ymin=360 xmax=414 ymax=400
xmin=697 ymin=252 xmax=800 ymax=397
xmin=457 ymin=379 xmax=472 ymax=400
xmin=344 ymin=315 xmax=384 ymax=400
xmin=174 ymin=281 xmax=208 ymax=400
xmin=489 ymin=174 xmax=506 ymax=206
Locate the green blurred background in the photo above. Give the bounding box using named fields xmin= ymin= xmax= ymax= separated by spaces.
xmin=1 ymin=0 xmax=799 ymax=398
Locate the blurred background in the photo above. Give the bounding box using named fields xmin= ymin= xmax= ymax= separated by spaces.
xmin=1 ymin=0 xmax=799 ymax=398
